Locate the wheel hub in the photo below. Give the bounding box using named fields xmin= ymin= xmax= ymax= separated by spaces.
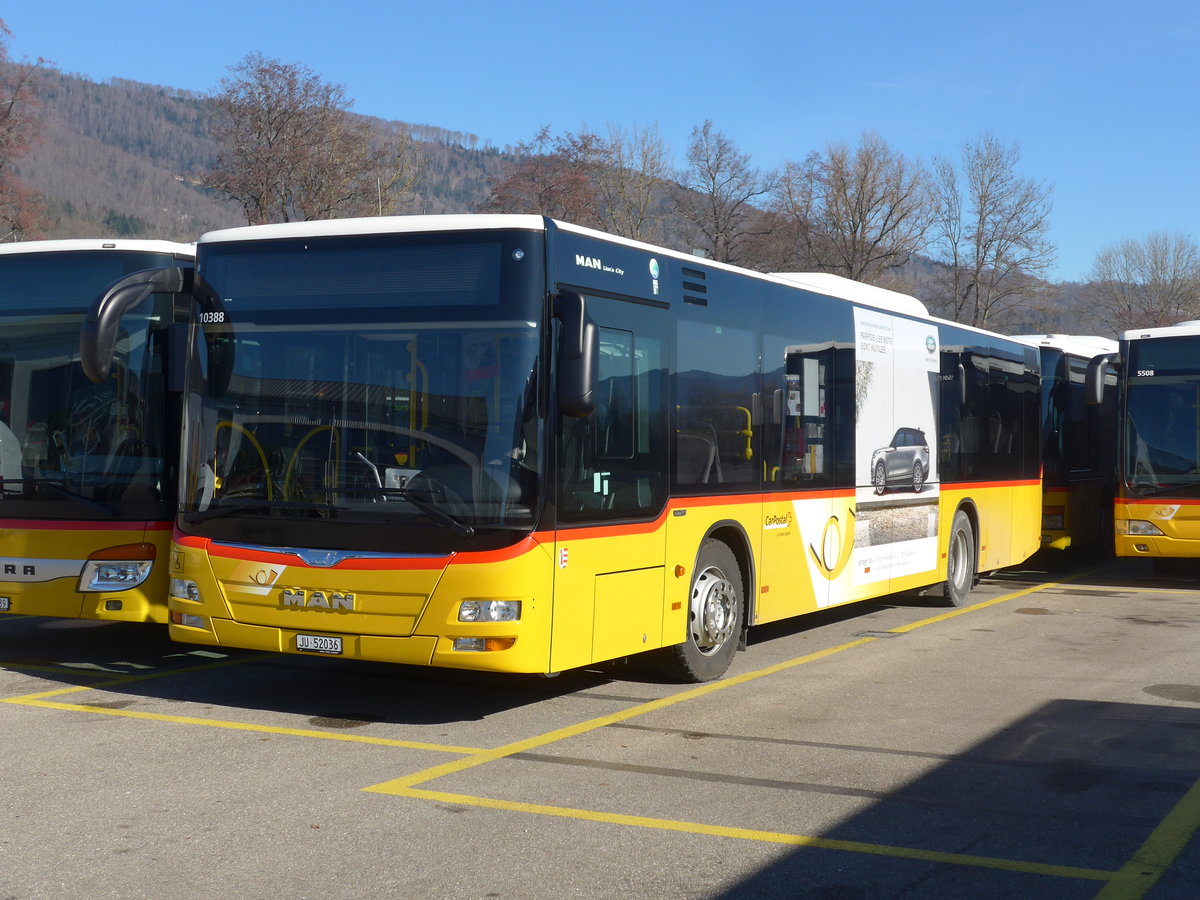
xmin=691 ymin=567 xmax=737 ymax=653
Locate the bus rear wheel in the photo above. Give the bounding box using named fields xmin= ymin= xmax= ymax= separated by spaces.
xmin=942 ymin=509 xmax=975 ymax=606
xmin=658 ymin=539 xmax=742 ymax=682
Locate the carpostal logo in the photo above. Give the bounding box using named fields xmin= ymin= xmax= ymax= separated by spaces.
xmin=764 ymin=511 xmax=793 ymax=530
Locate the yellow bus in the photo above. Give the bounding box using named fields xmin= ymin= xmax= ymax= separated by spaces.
xmin=1015 ymin=334 xmax=1118 ymax=552
xmin=1 ymin=239 xmax=193 ymax=623
xmin=1088 ymin=321 xmax=1200 ymax=562
xmin=82 ymin=216 xmax=1041 ymax=680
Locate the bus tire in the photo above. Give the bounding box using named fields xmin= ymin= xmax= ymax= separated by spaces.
xmin=659 ymin=539 xmax=743 ymax=683
xmin=942 ymin=509 xmax=975 ymax=607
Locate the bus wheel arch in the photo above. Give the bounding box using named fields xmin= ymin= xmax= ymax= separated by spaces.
xmin=658 ymin=527 xmax=751 ymax=683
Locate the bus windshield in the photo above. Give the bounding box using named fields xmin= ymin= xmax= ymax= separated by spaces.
xmin=181 ymin=231 xmax=545 ymax=552
xmin=0 ymin=250 xmax=177 ymax=520
xmin=1124 ymin=336 xmax=1200 ymax=496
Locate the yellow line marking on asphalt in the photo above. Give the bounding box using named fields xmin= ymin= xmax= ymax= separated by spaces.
xmin=7 ymin=698 xmax=482 ymax=753
xmin=1 ymin=652 xmax=261 ymax=703
xmin=888 ymin=580 xmax=1067 ymax=633
xmin=364 ymin=575 xmax=1151 ymax=884
xmin=0 ymin=662 xmax=117 ymax=678
xmin=1 ymin=652 xmax=479 ymax=754
xmin=365 ymin=638 xmax=877 ymax=793
xmin=1093 ymin=776 xmax=1200 ymax=899
xmin=390 ymin=787 xmax=1115 ymax=882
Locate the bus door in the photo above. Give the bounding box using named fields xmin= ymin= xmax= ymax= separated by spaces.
xmin=551 ymin=293 xmax=669 ymax=672
xmin=760 ymin=342 xmax=848 ymax=616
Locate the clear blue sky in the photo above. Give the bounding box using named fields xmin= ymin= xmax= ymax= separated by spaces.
xmin=5 ymin=0 xmax=1197 ymax=282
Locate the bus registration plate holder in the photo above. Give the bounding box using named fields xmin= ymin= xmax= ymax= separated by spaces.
xmin=0 ymin=597 xmax=10 ymax=611
xmin=296 ymin=633 xmax=342 ymax=655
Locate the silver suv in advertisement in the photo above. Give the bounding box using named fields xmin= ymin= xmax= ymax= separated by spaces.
xmin=871 ymin=427 xmax=930 ymax=494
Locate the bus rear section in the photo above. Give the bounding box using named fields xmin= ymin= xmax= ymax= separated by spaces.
xmin=0 ymin=240 xmax=192 ymax=623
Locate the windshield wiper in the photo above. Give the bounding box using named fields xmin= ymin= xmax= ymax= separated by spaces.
xmin=353 ymin=452 xmax=475 ymax=538
xmin=0 ymin=479 xmax=115 ymax=517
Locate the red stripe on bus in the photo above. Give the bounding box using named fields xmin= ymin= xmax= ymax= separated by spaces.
xmin=173 ymin=531 xmax=550 ymax=569
xmin=0 ymin=519 xmax=172 ymax=531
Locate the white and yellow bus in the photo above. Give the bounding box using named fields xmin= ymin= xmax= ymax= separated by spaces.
xmin=1016 ymin=334 xmax=1118 ymax=552
xmin=82 ymin=216 xmax=1042 ymax=680
xmin=1 ymin=239 xmax=193 ymax=623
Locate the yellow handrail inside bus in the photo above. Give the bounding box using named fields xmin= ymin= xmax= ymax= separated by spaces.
xmin=282 ymin=425 xmax=341 ymax=501
xmin=736 ymin=406 xmax=753 ymax=461
xmin=214 ymin=421 xmax=273 ymax=500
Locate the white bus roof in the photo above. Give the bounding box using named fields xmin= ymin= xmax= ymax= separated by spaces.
xmin=1120 ymin=321 xmax=1200 ymax=341
xmin=199 ymin=215 xmax=546 ymax=245
xmin=1011 ymin=333 xmax=1118 ymax=357
xmin=769 ymin=272 xmax=928 ymax=316
xmin=0 ymin=238 xmax=193 ymax=257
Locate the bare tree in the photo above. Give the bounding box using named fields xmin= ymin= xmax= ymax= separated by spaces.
xmin=926 ymin=132 xmax=1055 ymax=328
xmin=1077 ymin=232 xmax=1200 ymax=333
xmin=772 ymin=132 xmax=933 ymax=284
xmin=479 ymin=126 xmax=604 ymax=227
xmin=480 ymin=122 xmax=671 ymax=242
xmin=0 ymin=19 xmax=47 ymax=240
xmin=203 ymin=54 xmax=424 ymax=225
xmin=674 ymin=121 xmax=774 ymax=265
xmin=591 ymin=122 xmax=671 ymax=242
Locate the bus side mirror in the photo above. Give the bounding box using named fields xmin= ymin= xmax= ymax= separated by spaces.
xmin=554 ymin=291 xmax=598 ymax=417
xmin=82 ymin=266 xmax=234 ymax=398
xmin=81 ymin=267 xmax=192 ymax=383
xmin=1086 ymin=353 xmax=1118 ymax=405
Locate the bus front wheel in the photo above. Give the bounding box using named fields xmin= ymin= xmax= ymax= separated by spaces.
xmin=942 ymin=510 xmax=975 ymax=606
xmin=659 ymin=539 xmax=743 ymax=683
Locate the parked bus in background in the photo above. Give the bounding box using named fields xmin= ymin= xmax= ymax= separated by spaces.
xmin=0 ymin=239 xmax=193 ymax=623
xmin=82 ymin=216 xmax=1041 ymax=681
xmin=1015 ymin=334 xmax=1118 ymax=553
xmin=1089 ymin=321 xmax=1200 ymax=563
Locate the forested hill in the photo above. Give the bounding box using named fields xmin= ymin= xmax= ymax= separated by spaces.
xmin=10 ymin=69 xmax=516 ymax=241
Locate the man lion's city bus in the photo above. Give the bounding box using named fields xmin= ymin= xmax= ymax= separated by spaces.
xmin=81 ymin=216 xmax=1041 ymax=681
xmin=1015 ymin=334 xmax=1118 ymax=552
xmin=1089 ymin=320 xmax=1200 ymax=563
xmin=1 ymin=239 xmax=193 ymax=622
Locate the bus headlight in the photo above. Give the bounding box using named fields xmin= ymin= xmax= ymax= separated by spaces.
xmin=1117 ymin=520 xmax=1164 ymax=536
xmin=78 ymin=560 xmax=153 ymax=592
xmin=170 ymin=578 xmax=201 ymax=602
xmin=458 ymin=599 xmax=522 ymax=622
xmin=77 ymin=542 xmax=156 ymax=592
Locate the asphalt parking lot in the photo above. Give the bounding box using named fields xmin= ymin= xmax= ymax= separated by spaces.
xmin=3 ymin=552 xmax=1200 ymax=899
